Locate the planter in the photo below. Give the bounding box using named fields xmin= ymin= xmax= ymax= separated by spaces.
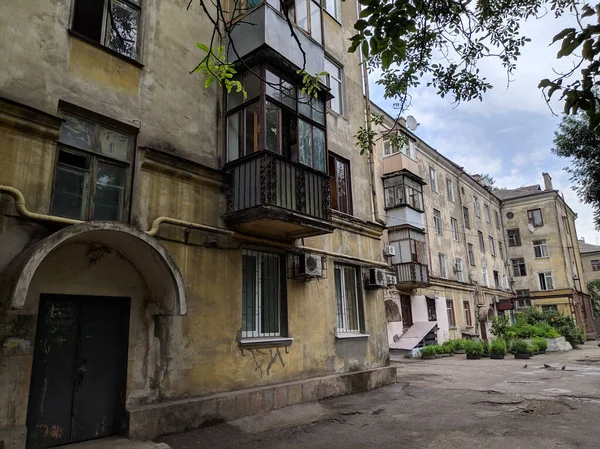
xmin=454 ymin=350 xmax=466 ymax=354
xmin=466 ymin=354 xmax=482 ymax=360
xmin=441 ymin=353 xmax=450 ymax=357
xmin=421 ymin=355 xmax=435 ymax=360
xmin=490 ymin=354 xmax=505 ymax=360
xmin=514 ymin=353 xmax=531 ymax=359
xmin=482 ymin=353 xmax=490 ymax=358
xmin=538 ymin=350 xmax=546 ymax=354
xmin=434 ymin=354 xmax=443 ymax=358
xmin=448 ymin=352 xmax=455 ymax=356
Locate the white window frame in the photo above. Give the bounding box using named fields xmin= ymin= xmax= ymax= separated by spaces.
xmin=539 ymin=271 xmax=554 ymax=291
xmin=455 ymin=258 xmax=465 ymax=282
xmin=533 ymin=239 xmax=549 ymax=258
xmin=468 ymin=243 xmax=475 ymax=266
xmin=483 ymin=266 xmax=489 ymax=287
xmin=439 ymin=253 xmax=447 ymax=278
xmin=474 ymin=196 xmax=480 ymax=217
xmin=324 ymin=57 xmax=343 ymax=114
xmin=322 ymin=0 xmax=340 ymax=20
xmin=429 ymin=166 xmax=438 ymax=192
xmin=446 ymin=178 xmax=455 ymax=202
xmin=433 ymin=209 xmax=442 ymax=235
xmin=335 ymin=264 xmax=362 ymax=333
xmin=489 ymin=236 xmax=495 ymax=256
xmin=484 ymin=203 xmax=491 ymax=223
xmin=450 ymin=217 xmax=459 ymax=241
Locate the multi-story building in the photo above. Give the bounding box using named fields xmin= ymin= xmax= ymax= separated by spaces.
xmin=372 ymin=106 xmax=512 ymax=350
xmin=0 ymin=2 xmax=396 ymax=448
xmin=496 ymin=177 xmax=596 ymax=338
xmin=578 ymin=238 xmax=600 ymax=286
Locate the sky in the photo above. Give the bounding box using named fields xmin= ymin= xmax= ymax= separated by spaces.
xmin=369 ymin=8 xmax=600 ymax=246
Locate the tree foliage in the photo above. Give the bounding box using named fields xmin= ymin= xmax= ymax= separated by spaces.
xmin=552 ymin=113 xmax=600 ymax=227
xmin=586 ymin=279 xmax=600 ymax=315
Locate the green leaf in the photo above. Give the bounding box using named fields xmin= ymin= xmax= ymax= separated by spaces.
xmin=204 ymin=75 xmax=214 ymax=88
xmin=354 ymin=20 xmax=368 ymax=31
xmin=196 ymin=43 xmax=210 ymax=53
xmin=381 ymin=49 xmax=393 ymax=69
xmin=551 ymin=28 xmax=575 ymax=45
xmin=362 ymin=40 xmax=369 ymax=58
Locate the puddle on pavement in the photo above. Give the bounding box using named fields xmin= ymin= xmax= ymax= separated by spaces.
xmin=477 ymin=399 xmax=574 ymax=415
xmin=543 ymin=388 xmax=572 ymax=394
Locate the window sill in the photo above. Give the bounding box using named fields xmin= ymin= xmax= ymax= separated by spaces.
xmin=464 ymin=326 xmax=474 ymax=329
xmin=326 ymin=107 xmax=347 ymax=121
xmin=534 ymin=256 xmax=550 ymax=259
xmin=449 ymin=326 xmax=457 ymax=330
xmin=336 ymin=332 xmax=369 ymax=340
xmin=323 ymin=10 xmax=342 ymax=26
xmin=238 ymin=337 xmax=294 ymax=349
xmin=68 ymin=30 xmax=144 ymax=68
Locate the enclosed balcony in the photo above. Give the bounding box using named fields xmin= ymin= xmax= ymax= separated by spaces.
xmin=382 ymin=136 xmax=419 ymax=175
xmin=223 ymin=151 xmax=334 ymax=240
xmin=396 ymin=263 xmax=430 ymax=288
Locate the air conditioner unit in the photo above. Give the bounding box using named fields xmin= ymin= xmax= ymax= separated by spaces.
xmin=383 ymin=245 xmax=396 ymax=257
xmin=366 ymin=268 xmax=387 ymax=289
xmin=386 ymin=275 xmax=398 ymax=286
xmin=294 ymin=253 xmax=323 ymax=278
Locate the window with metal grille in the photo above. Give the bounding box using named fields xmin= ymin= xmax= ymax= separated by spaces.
xmin=71 ymin=0 xmax=141 ymax=60
xmin=507 ymin=229 xmax=521 ymax=247
xmin=533 ymin=239 xmax=549 ymax=258
xmin=511 ymin=258 xmax=527 ymax=277
xmin=335 ymin=264 xmax=363 ymax=333
xmin=241 ymin=249 xmax=286 ymax=338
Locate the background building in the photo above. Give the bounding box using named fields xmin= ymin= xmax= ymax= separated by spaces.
xmin=579 ymin=238 xmax=600 ymax=286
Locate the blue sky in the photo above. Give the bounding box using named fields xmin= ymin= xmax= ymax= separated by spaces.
xmin=369 ymin=9 xmax=600 ymax=245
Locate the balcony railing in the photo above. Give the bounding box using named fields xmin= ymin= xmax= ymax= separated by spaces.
xmin=223 ymin=151 xmax=334 ymax=239
xmin=396 ymin=263 xmax=430 ymax=288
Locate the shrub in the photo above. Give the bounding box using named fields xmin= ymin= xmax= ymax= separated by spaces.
xmin=532 ymin=337 xmax=548 ymax=352
xmin=490 ymin=339 xmax=507 ymax=355
xmin=441 ymin=341 xmax=454 ymax=354
xmin=546 ymin=328 xmax=560 ymax=338
xmin=465 ymin=340 xmax=484 ymax=356
xmin=511 ymin=339 xmax=533 ymax=355
xmin=481 ymin=340 xmax=490 ymax=354
xmin=452 ymin=339 xmax=468 ymax=351
xmin=491 ymin=315 xmax=511 ymax=339
xmin=420 ymin=345 xmax=437 ymax=357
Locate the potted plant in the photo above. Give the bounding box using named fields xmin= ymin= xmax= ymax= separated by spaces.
xmin=465 ymin=340 xmax=484 ymax=360
xmin=533 ymin=337 xmax=547 ymax=354
xmin=441 ymin=341 xmax=454 ymax=357
xmin=511 ymin=339 xmax=533 ymax=359
xmin=420 ymin=345 xmax=437 ymax=360
xmin=490 ymin=339 xmax=507 ymax=360
xmin=481 ymin=340 xmax=490 ymax=358
xmin=452 ymin=339 xmax=467 ymax=354
xmin=433 ymin=344 xmax=443 ymax=358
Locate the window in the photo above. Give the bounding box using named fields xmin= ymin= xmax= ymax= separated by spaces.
xmin=329 ymin=153 xmax=352 ymax=214
xmin=468 ymin=244 xmax=475 ymax=266
xmin=533 ymin=239 xmax=549 ymax=258
xmin=51 ymin=111 xmax=133 ymax=221
xmin=429 ymin=166 xmax=438 ymax=192
xmin=484 ymin=204 xmax=491 ymax=223
xmin=539 ymin=272 xmax=554 ymax=290
xmin=511 ymin=258 xmax=527 ymax=277
xmin=451 ymin=217 xmax=459 ymax=241
xmin=474 ymin=196 xmax=480 ymax=217
xmin=242 ymin=249 xmax=286 ymax=338
xmin=71 ymin=0 xmax=141 ymax=60
xmin=227 ymin=67 xmax=326 ymax=172
xmin=426 ymin=297 xmax=437 ymax=321
xmin=324 ymin=57 xmax=342 ymax=114
xmin=542 ymin=305 xmax=558 ymax=313
xmin=439 ymin=253 xmax=447 ymax=278
xmin=494 ymin=210 xmax=500 ymax=229
xmin=478 ymin=231 xmax=485 ymax=252
xmin=516 ymin=289 xmax=530 ymax=297
xmin=507 ymin=229 xmax=522 ymax=247
xmin=455 ymin=258 xmax=465 ymax=282
xmin=433 ymin=209 xmax=442 ymax=235
xmin=527 ymin=208 xmax=543 ymax=227
xmin=283 ymin=0 xmax=323 ymax=43
xmin=592 ymin=260 xmax=600 ymax=271
xmin=322 ymin=0 xmax=339 ymax=20
xmin=383 ymin=174 xmax=423 ymax=210
xmin=446 ymin=178 xmax=455 ymax=202
xmin=503 ymin=274 xmax=509 ymax=289
xmin=335 ymin=264 xmax=363 ymax=333
xmin=499 ymin=241 xmax=504 ymax=260
xmin=384 ymin=135 xmax=415 ymax=159
xmin=493 ymin=270 xmax=500 ymax=289
xmin=400 ymin=295 xmax=413 ymax=326
xmin=562 ymin=216 xmax=571 ymax=234
xmin=447 ymin=299 xmax=456 ymax=327
xmin=463 ymin=206 xmax=471 ymax=229
xmin=489 ymin=236 xmax=495 ymax=256
xmin=463 ymin=301 xmax=472 ymax=326
xmin=515 ymin=296 xmax=532 ymax=312
xmin=392 ymin=229 xmax=427 ymax=264
xmin=483 ymin=267 xmax=489 ymax=287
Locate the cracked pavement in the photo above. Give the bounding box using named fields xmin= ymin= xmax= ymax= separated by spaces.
xmin=158 ymin=342 xmax=600 ymax=448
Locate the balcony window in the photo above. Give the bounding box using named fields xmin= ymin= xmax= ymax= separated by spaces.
xmin=391 ymin=229 xmax=427 ymax=265
xmin=324 ymin=57 xmax=343 ymax=114
xmin=383 ymin=174 xmax=423 ymax=210
xmin=281 ymin=0 xmax=323 ymax=44
xmin=383 ymin=134 xmax=415 ymax=159
xmin=329 ymin=153 xmax=352 ymax=214
xmin=226 ymin=66 xmax=326 ymax=172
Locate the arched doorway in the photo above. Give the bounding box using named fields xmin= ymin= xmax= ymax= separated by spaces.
xmin=0 ymin=222 xmax=186 ymax=449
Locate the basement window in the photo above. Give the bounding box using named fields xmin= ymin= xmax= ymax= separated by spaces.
xmin=71 ymin=0 xmax=141 ymax=60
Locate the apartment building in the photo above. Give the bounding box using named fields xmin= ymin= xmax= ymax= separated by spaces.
xmin=372 ymin=105 xmax=512 ymax=349
xmin=578 ymin=238 xmax=600 ymax=286
xmin=497 ymin=180 xmax=596 ymax=338
xmin=0 ymin=2 xmax=396 ymax=448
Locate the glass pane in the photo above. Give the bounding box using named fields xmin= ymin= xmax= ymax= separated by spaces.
xmin=248 ymin=0 xmax=262 ymax=7
xmin=245 ymin=103 xmax=260 ymax=155
xmin=298 ymin=88 xmax=311 ymax=118
xmin=260 ymin=253 xmax=280 ymax=335
xmin=242 ymin=253 xmax=257 ymax=334
xmin=312 ymin=97 xmax=325 ymax=124
xmin=228 ymin=75 xmax=243 ymax=110
xmin=244 ymin=69 xmax=261 ymax=100
xmin=385 ymin=188 xmax=395 ymax=208
xmin=282 ymin=109 xmax=298 ymax=160
xmin=97 ymin=161 xmax=126 ymax=188
xmin=298 ymin=120 xmax=312 ymax=167
xmin=60 ymin=114 xmax=94 ymax=150
xmin=296 ymin=0 xmax=308 ymax=30
xmin=330 ymin=79 xmax=341 ymax=113
xmin=265 ymin=70 xmax=281 ymax=102
xmin=281 ymin=80 xmax=296 ymax=109
xmin=266 ymin=102 xmax=281 ymax=153
xmin=107 ymin=0 xmax=140 ymax=59
xmin=336 ymin=159 xmax=347 ymax=213
xmin=313 ymin=126 xmax=325 ymax=171
xmin=227 ymin=113 xmax=240 ymax=161
xmin=343 ymin=267 xmax=358 ymax=331
xmin=99 ymin=127 xmax=130 ymax=160
xmin=52 ymin=166 xmax=89 ymax=219
xmin=324 ymin=0 xmax=338 ymax=18
xmin=310 ymin=1 xmax=322 ymax=43
xmin=94 ymin=162 xmax=126 ymax=221
xmin=335 ymin=267 xmax=344 ymax=330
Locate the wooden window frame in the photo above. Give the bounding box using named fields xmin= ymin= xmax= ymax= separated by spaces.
xmin=329 ymin=152 xmax=353 ymax=215
xmin=463 ymin=206 xmax=470 ymax=229
xmin=463 ymin=301 xmax=472 ymax=327
xmin=527 ymin=208 xmax=544 ymax=227
xmin=433 ymin=209 xmax=442 ymax=235
xmin=511 ymin=258 xmax=527 ymax=277
xmin=446 ymin=299 xmax=456 ymax=327
xmin=507 ymin=228 xmax=522 ymax=247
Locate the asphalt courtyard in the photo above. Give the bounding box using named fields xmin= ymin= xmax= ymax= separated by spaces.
xmin=158 ymin=342 xmax=600 ymax=449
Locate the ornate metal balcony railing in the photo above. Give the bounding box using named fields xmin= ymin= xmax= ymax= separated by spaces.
xmin=396 ymin=262 xmax=430 ymax=287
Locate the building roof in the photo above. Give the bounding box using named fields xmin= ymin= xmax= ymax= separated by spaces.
xmin=493 ymin=185 xmax=547 ymax=200
xmin=579 ymin=239 xmax=600 ymax=254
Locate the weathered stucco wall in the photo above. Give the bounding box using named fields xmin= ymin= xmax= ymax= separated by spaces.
xmin=581 ymin=251 xmax=600 ymax=286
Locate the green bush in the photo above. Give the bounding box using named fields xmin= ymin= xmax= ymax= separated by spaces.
xmin=511 ymin=339 xmax=533 ymax=355
xmin=420 ymin=345 xmax=437 ymax=357
xmin=546 ymin=328 xmax=560 ymax=338
xmin=481 ymin=340 xmax=490 ymax=354
xmin=452 ymin=339 xmax=468 ymax=351
xmin=491 ymin=315 xmax=511 ymax=338
xmin=465 ymin=340 xmax=484 ymax=356
xmin=532 ymin=337 xmax=548 ymax=352
xmin=490 ymin=339 xmax=507 ymax=355
xmin=441 ymin=341 xmax=454 ymax=354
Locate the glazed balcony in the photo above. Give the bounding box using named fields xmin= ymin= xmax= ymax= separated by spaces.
xmin=382 ymin=152 xmax=419 ymax=175
xmin=396 ymin=263 xmax=430 ymax=288
xmin=223 ymin=151 xmax=334 ymax=240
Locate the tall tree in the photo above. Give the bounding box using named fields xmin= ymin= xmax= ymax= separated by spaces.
xmin=552 ymin=113 xmax=600 ymax=228
xmin=586 ymin=280 xmax=600 ymax=316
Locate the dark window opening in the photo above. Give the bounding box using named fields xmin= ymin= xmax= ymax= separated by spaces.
xmin=329 ymin=153 xmax=352 ymax=214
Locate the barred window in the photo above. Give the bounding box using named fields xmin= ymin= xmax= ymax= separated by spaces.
xmin=242 ymin=249 xmax=286 ymax=338
xmin=335 ymin=264 xmax=363 ymax=333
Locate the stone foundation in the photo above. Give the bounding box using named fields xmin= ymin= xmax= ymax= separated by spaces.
xmin=128 ymin=366 xmax=397 ymax=440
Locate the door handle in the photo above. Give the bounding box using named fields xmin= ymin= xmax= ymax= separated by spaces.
xmin=74 ymin=360 xmax=87 ymax=385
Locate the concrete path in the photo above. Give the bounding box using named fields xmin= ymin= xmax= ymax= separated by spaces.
xmin=60 ymin=437 xmax=171 ymax=449
xmin=158 ymin=342 xmax=600 ymax=448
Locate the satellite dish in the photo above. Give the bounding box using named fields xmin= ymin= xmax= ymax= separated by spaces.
xmin=528 ymin=223 xmax=535 ymax=233
xmin=406 ymin=115 xmax=419 ymax=131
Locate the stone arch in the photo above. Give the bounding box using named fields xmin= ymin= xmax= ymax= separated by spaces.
xmin=0 ymin=221 xmax=186 ymax=315
xmin=385 ymin=299 xmax=401 ymax=322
